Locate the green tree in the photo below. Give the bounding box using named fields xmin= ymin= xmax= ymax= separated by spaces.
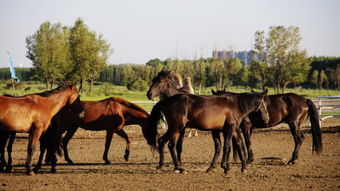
xmin=310 ymin=70 xmax=319 ymax=89
xmin=193 ymin=58 xmax=207 ymax=94
xmin=249 ymin=61 xmax=269 ymax=90
xmin=265 ymin=26 xmax=308 ymax=93
xmin=69 ymin=18 xmax=111 ymax=93
xmin=26 ymin=22 xmax=72 ymax=88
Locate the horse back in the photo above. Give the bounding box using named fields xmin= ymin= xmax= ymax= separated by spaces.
xmin=162 ymin=94 xmax=241 ymax=131
xmin=266 ymin=93 xmax=308 ymax=126
xmin=0 ymin=95 xmax=54 ymax=132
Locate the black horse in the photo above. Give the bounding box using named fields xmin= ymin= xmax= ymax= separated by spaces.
xmin=147 ymin=90 xmax=268 ymax=174
xmin=212 ymin=89 xmax=323 ymax=164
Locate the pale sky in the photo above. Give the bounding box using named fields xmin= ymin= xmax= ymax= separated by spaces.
xmin=0 ymin=0 xmax=339 ymax=68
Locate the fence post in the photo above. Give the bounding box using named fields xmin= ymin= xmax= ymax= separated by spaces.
xmin=318 ymin=98 xmax=322 ymax=127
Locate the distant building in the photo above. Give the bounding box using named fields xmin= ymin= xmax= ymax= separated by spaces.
xmin=212 ymin=50 xmax=260 ymax=65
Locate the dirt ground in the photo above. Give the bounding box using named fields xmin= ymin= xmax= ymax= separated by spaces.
xmin=0 ymin=118 xmax=339 ymax=191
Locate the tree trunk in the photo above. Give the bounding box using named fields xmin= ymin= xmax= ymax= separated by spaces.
xmin=80 ymin=78 xmax=84 ymax=94
xmin=89 ymin=79 xmax=93 ymax=94
xmin=45 ymin=78 xmax=49 ymax=89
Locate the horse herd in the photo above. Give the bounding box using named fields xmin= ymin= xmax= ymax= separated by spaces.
xmin=0 ymin=70 xmax=323 ymax=176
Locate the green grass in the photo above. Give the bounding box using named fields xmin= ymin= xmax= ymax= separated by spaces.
xmin=1 ymin=80 xmax=339 ymax=112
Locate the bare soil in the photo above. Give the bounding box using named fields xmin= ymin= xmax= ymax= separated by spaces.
xmin=0 ymin=118 xmax=339 ymax=191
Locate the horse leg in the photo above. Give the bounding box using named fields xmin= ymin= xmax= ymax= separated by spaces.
xmin=62 ymin=127 xmax=78 ymax=164
xmin=115 ymin=130 xmax=131 ymax=162
xmin=0 ymin=132 xmax=9 ymax=172
xmin=242 ymin=122 xmax=254 ymax=164
xmin=103 ymin=130 xmax=114 ymax=165
xmin=33 ymin=139 xmax=46 ymax=173
xmin=25 ymin=128 xmax=43 ymax=175
xmin=221 ymin=126 xmax=233 ymax=174
xmin=288 ymin=122 xmax=305 ymax=164
xmin=168 ymin=132 xmax=185 ymax=173
xmin=157 ymin=130 xmax=173 ymax=171
xmin=233 ymin=129 xmax=248 ymax=172
xmin=176 ymin=129 xmax=185 ymax=165
xmin=4 ymin=132 xmax=15 ymax=173
xmin=206 ymin=130 xmax=221 ymax=173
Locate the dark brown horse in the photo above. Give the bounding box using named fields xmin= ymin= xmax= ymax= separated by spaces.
xmin=0 ymin=84 xmax=83 ymax=175
xmin=34 ymin=97 xmax=152 ymax=170
xmin=212 ymin=89 xmax=323 ymax=164
xmin=147 ymin=70 xmax=191 ymax=100
xmin=148 ymin=91 xmax=267 ymax=174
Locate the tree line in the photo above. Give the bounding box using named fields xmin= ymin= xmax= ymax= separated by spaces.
xmin=1 ymin=23 xmax=339 ymax=92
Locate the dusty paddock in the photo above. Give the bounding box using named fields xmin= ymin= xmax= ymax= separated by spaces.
xmin=0 ymin=118 xmax=339 ymax=191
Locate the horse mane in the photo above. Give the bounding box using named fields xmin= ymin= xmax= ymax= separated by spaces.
xmin=212 ymin=89 xmax=261 ymax=114
xmin=236 ymin=93 xmax=261 ymax=113
xmin=37 ymin=85 xmax=71 ymax=97
xmin=108 ymin=97 xmax=149 ymax=116
xmin=156 ymin=70 xmax=181 ymax=89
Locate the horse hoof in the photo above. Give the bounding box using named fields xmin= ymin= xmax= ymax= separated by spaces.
xmin=33 ymin=168 xmax=39 ymax=174
xmin=173 ymin=169 xmax=186 ymax=174
xmin=104 ymin=160 xmax=111 ymax=165
xmin=206 ymin=167 xmax=216 ymax=173
xmin=50 ymin=169 xmax=56 ymax=174
xmin=67 ymin=160 xmax=74 ymax=165
xmin=26 ymin=171 xmax=35 ymax=176
xmin=5 ymin=167 xmax=12 ymax=173
xmin=241 ymin=168 xmax=248 ymax=173
xmin=288 ymin=159 xmax=297 ymax=165
xmin=124 ymin=154 xmax=129 ymax=162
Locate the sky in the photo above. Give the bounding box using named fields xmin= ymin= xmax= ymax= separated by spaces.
xmin=0 ymin=0 xmax=339 ymax=68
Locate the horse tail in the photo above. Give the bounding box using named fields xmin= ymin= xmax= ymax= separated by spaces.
xmin=306 ymin=99 xmax=323 ymax=154
xmin=147 ymin=101 xmax=163 ymax=151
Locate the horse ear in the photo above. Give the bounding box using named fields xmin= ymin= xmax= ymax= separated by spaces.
xmin=70 ymin=83 xmax=76 ymax=90
xmin=262 ymin=89 xmax=268 ymax=96
xmin=211 ymin=89 xmax=216 ymax=95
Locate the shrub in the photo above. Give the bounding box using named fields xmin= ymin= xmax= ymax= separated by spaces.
xmin=127 ymin=79 xmax=148 ymax=91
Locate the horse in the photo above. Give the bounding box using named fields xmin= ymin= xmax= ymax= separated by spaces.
xmin=0 ymin=84 xmax=83 ymax=175
xmin=146 ymin=70 xmax=198 ymax=137
xmin=0 ymin=93 xmax=83 ymax=174
xmin=212 ymin=89 xmax=323 ymax=164
xmin=33 ymin=96 xmax=153 ymax=170
xmin=147 ymin=90 xmax=268 ymax=174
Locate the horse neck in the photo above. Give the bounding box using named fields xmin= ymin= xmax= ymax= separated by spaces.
xmin=159 ymin=83 xmax=182 ymax=100
xmin=123 ymin=107 xmax=149 ymax=126
xmin=45 ymin=90 xmax=71 ymax=117
xmin=237 ymin=94 xmax=259 ymax=117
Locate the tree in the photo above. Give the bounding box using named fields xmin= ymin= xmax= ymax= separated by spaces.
xmin=249 ymin=60 xmax=269 ymax=90
xmin=26 ymin=22 xmax=72 ymax=88
xmin=193 ymin=58 xmax=207 ymax=94
xmin=69 ymin=18 xmax=111 ymax=93
xmin=265 ymin=26 xmax=309 ymax=93
xmin=233 ymin=63 xmax=249 ymax=88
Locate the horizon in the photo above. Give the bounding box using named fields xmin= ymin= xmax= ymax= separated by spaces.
xmin=1 ymin=0 xmax=339 ymax=68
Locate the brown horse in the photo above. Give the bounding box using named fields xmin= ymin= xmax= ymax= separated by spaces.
xmin=0 ymin=95 xmax=83 ymax=174
xmin=0 ymin=84 xmax=83 ymax=175
xmin=212 ymin=89 xmax=323 ymax=164
xmin=147 ymin=70 xmax=198 ymax=137
xmin=148 ymin=91 xmax=267 ymax=174
xmin=34 ymin=97 xmax=152 ymax=170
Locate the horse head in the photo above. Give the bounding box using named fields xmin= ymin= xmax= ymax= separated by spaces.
xmin=147 ymin=70 xmax=179 ymax=100
xmin=66 ymin=84 xmax=85 ymax=118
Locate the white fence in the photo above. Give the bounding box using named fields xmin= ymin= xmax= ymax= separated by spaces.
xmin=314 ymin=96 xmax=340 ymax=122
